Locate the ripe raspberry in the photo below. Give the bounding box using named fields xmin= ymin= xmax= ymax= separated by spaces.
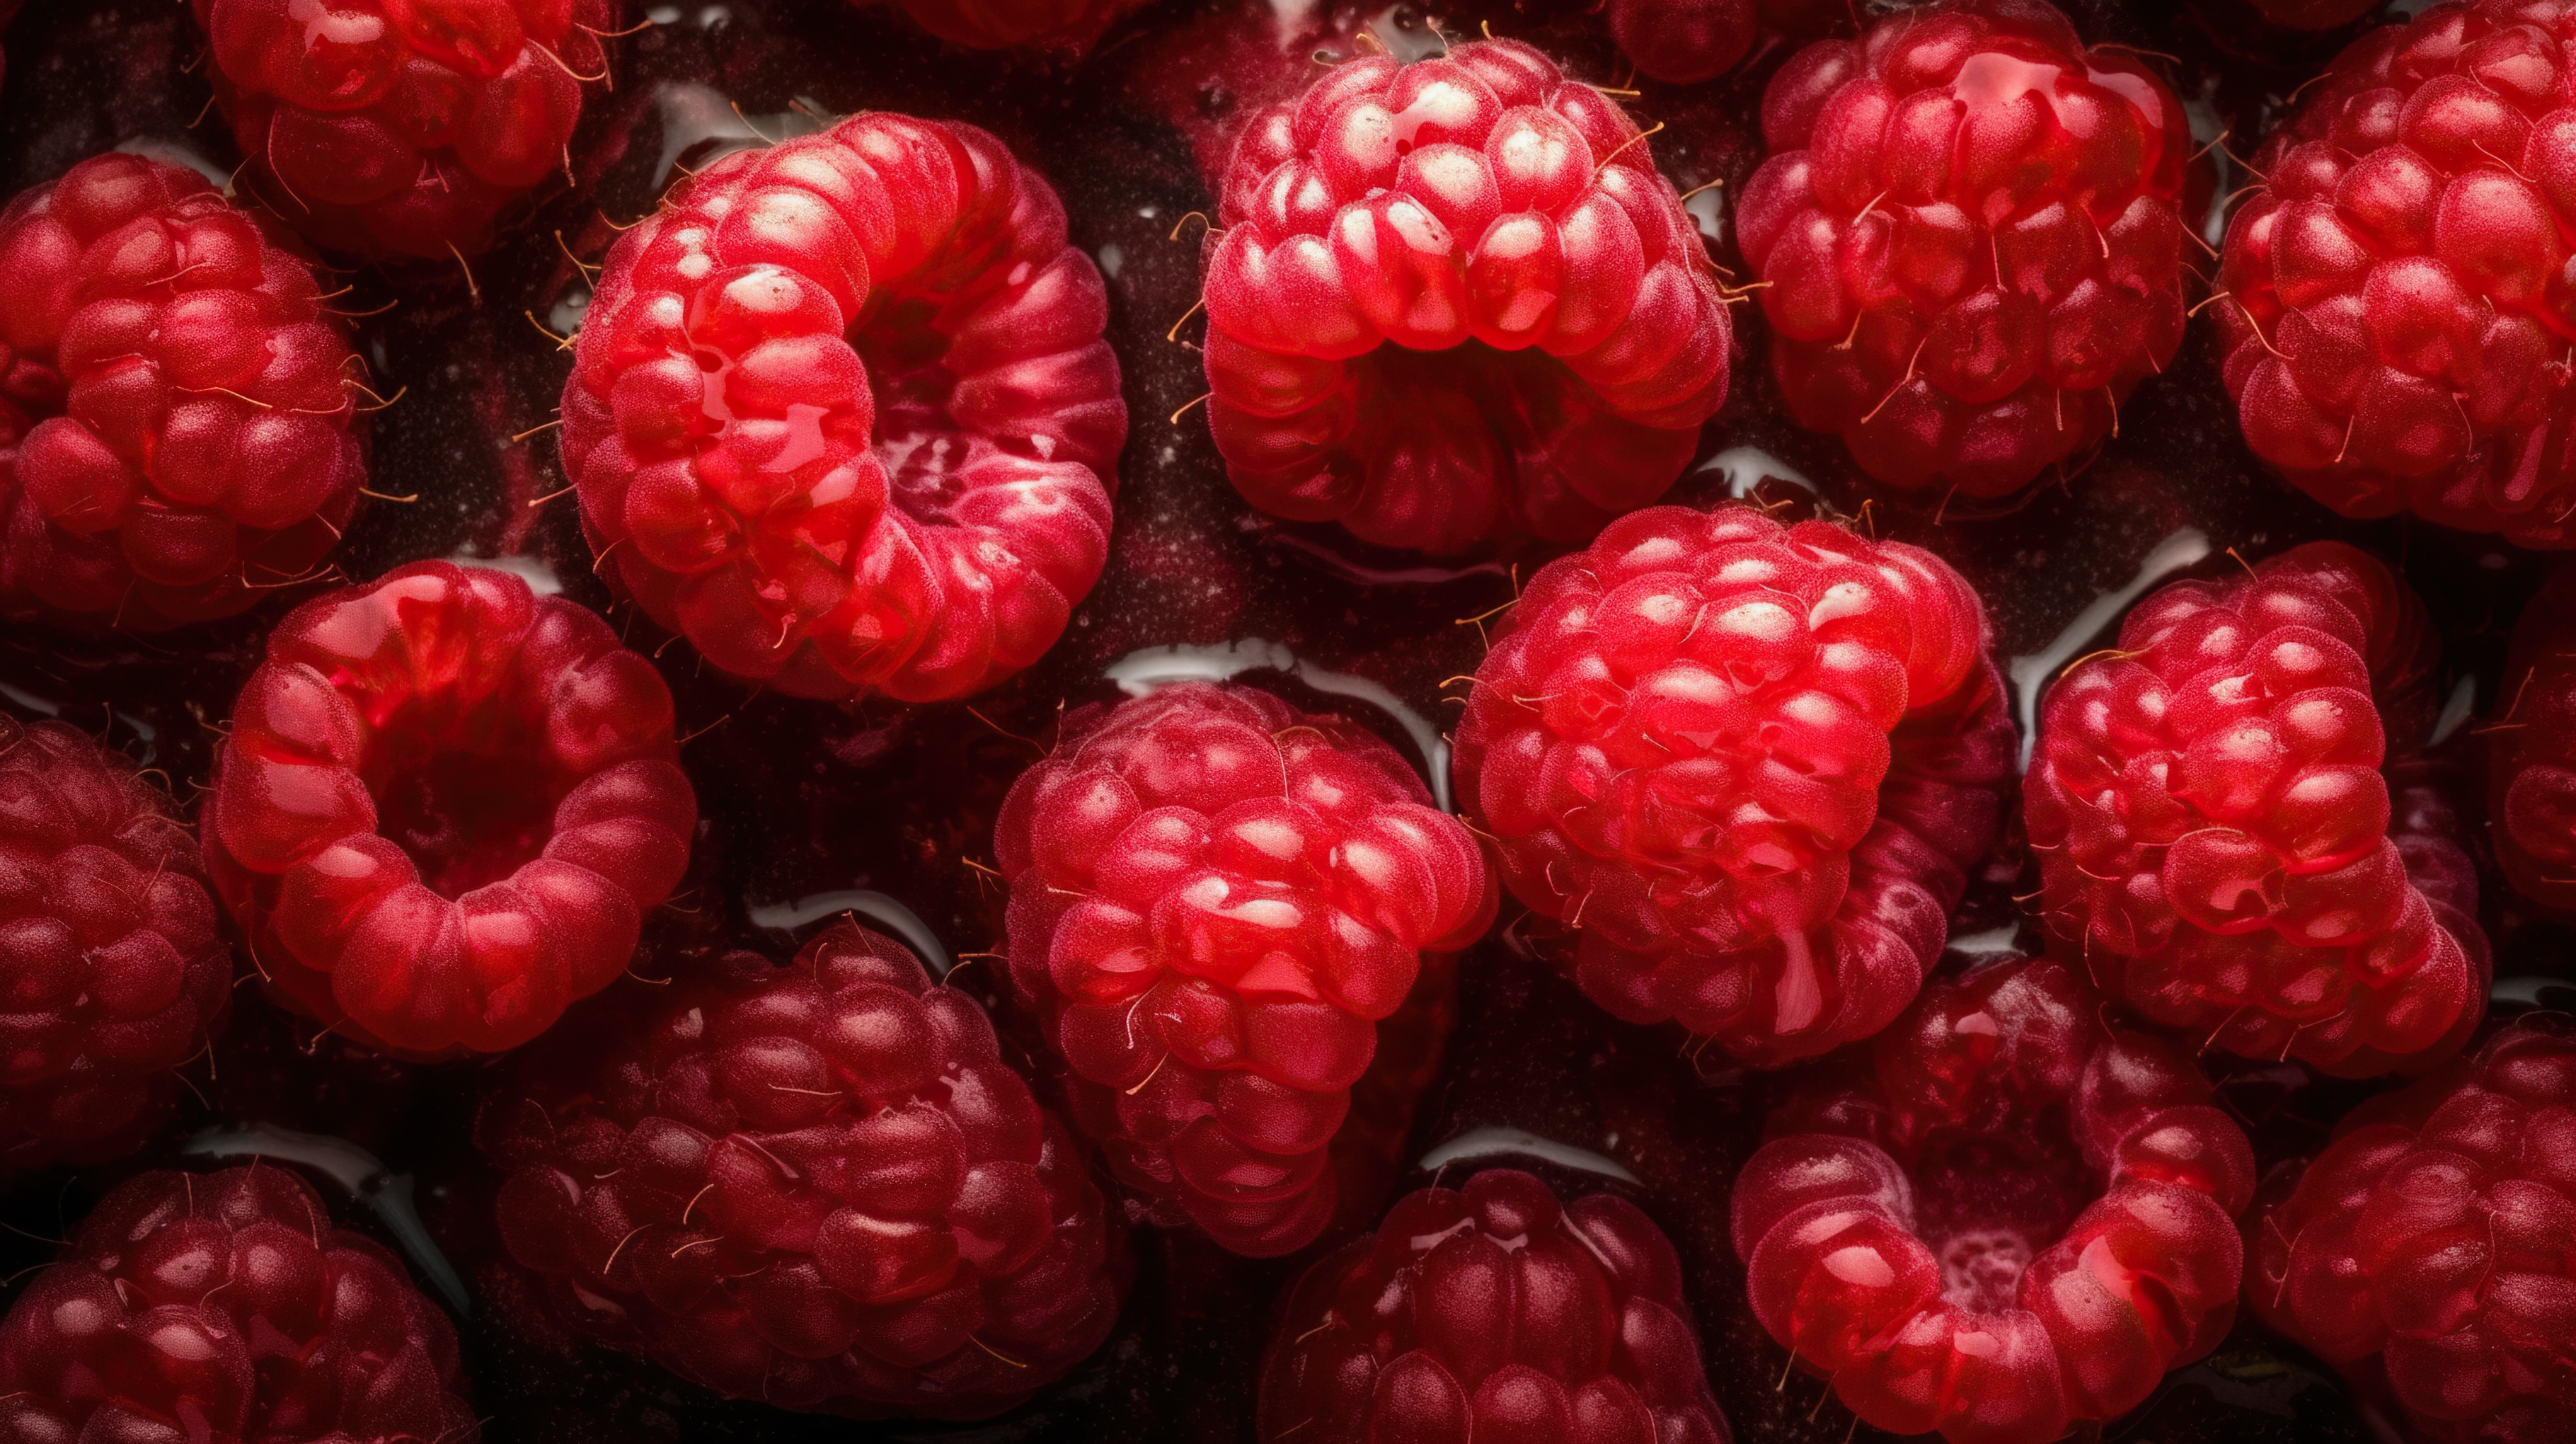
xmin=1256 ymin=1168 xmax=1731 ymax=1444
xmin=0 ymin=716 xmax=229 ymax=1172
xmin=560 ymin=113 xmax=1123 ymax=701
xmin=0 ymin=153 xmax=366 ymax=628
xmin=1608 ymin=0 xmax=1756 ymax=86
xmin=1201 ymin=39 xmax=1732 ymax=554
xmin=2490 ymin=562 xmax=2576 ymax=911
xmin=478 ymin=920 xmax=1125 ymax=1420
xmin=882 ymin=0 xmax=1141 ymax=50
xmin=1451 ymin=503 xmax=2015 ymax=1066
xmin=2024 ymin=541 xmax=2490 ymax=1077
xmin=192 ymin=0 xmax=613 ymax=260
xmin=2246 ymin=1019 xmax=2576 ymax=1444
xmin=202 ymin=559 xmax=696 ymax=1058
xmin=0 ymin=1164 xmax=478 ymax=1444
xmin=994 ymin=682 xmax=1494 ymax=1258
xmin=1732 ymin=956 xmax=2252 ymax=1444
xmin=1735 ymin=0 xmax=2190 ymax=497
xmin=2217 ymin=0 xmax=2576 ymax=549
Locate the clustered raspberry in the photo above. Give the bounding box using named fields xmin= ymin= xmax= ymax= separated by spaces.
xmin=996 ymin=682 xmax=1493 ymax=1256
xmin=480 ymin=920 xmax=1125 ymax=1420
xmin=0 ymin=153 xmax=366 ymax=628
xmin=2490 ymin=561 xmax=2576 ymax=912
xmin=1452 ymin=503 xmax=2015 ymax=1065
xmin=560 ymin=112 xmax=1125 ymax=701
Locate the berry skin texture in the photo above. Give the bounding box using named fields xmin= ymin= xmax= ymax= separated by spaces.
xmin=1202 ymin=39 xmax=1732 ymax=554
xmin=1451 ymin=503 xmax=2015 ymax=1066
xmin=0 ymin=716 xmax=229 ymax=1173
xmin=479 ymin=922 xmax=1124 ymax=1420
xmin=1733 ymin=956 xmax=2253 ymax=1444
xmin=202 ymin=559 xmax=696 ymax=1058
xmin=2024 ymin=541 xmax=2489 ymax=1077
xmin=0 ymin=1165 xmax=478 ymax=1444
xmin=560 ymin=113 xmax=1124 ymax=701
xmin=2219 ymin=0 xmax=2576 ymax=549
xmin=1256 ymin=1168 xmax=1732 ymax=1444
xmin=192 ymin=0 xmax=612 ymax=260
xmin=1736 ymin=0 xmax=2190 ymax=498
xmin=2489 ymin=561 xmax=2576 ymax=912
xmin=0 ymin=153 xmax=366 ymax=629
xmin=995 ymin=682 xmax=1495 ymax=1258
xmin=2246 ymin=1019 xmax=2576 ymax=1444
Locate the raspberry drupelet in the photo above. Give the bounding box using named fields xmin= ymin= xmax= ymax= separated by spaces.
xmin=995 ymin=682 xmax=1494 ymax=1258
xmin=479 ymin=920 xmax=1125 ymax=1420
xmin=192 ymin=0 xmax=614 ymax=260
xmin=2489 ymin=562 xmax=2576 ymax=911
xmin=2219 ymin=0 xmax=2576 ymax=549
xmin=0 ymin=153 xmax=366 ymax=628
xmin=1733 ymin=956 xmax=2252 ymax=1444
xmin=1735 ymin=0 xmax=2190 ymax=498
xmin=1450 ymin=503 xmax=2016 ymax=1066
xmin=560 ymin=113 xmax=1124 ymax=701
xmin=0 ymin=1165 xmax=478 ymax=1444
xmin=1200 ymin=38 xmax=1732 ymax=554
xmin=2024 ymin=541 xmax=2489 ymax=1077
xmin=0 ymin=716 xmax=230 ymax=1173
xmin=202 ymin=560 xmax=696 ymax=1058
xmin=1256 ymin=1168 xmax=1732 ymax=1444
xmin=2247 ymin=1019 xmax=2576 ymax=1444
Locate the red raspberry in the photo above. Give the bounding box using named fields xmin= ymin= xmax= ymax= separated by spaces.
xmin=2217 ymin=0 xmax=2576 ymax=549
xmin=1608 ymin=0 xmax=1756 ymax=86
xmin=202 ymin=559 xmax=696 ymax=1058
xmin=0 ymin=716 xmax=229 ymax=1172
xmin=2490 ymin=561 xmax=2576 ymax=912
xmin=2246 ymin=1019 xmax=2576 ymax=1444
xmin=2024 ymin=541 xmax=2490 ymax=1077
xmin=1201 ymin=39 xmax=1732 ymax=554
xmin=1735 ymin=0 xmax=2190 ymax=498
xmin=0 ymin=1164 xmax=478 ymax=1444
xmin=994 ymin=682 xmax=1494 ymax=1257
xmin=478 ymin=920 xmax=1125 ymax=1420
xmin=1451 ymin=503 xmax=2015 ymax=1066
xmin=882 ymin=0 xmax=1141 ymax=50
xmin=560 ymin=113 xmax=1124 ymax=701
xmin=1255 ymin=1168 xmax=1731 ymax=1444
xmin=0 ymin=153 xmax=365 ymax=628
xmin=192 ymin=0 xmax=613 ymax=260
xmin=1732 ymin=956 xmax=2252 ymax=1444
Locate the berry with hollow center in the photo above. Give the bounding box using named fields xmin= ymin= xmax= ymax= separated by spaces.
xmin=1733 ymin=955 xmax=2252 ymax=1444
xmin=995 ymin=682 xmax=1494 ymax=1257
xmin=2245 ymin=1019 xmax=2576 ymax=1444
xmin=2024 ymin=541 xmax=2489 ymax=1077
xmin=2489 ymin=561 xmax=2576 ymax=912
xmin=478 ymin=921 xmax=1124 ymax=1420
xmin=1256 ymin=1167 xmax=1732 ymax=1444
xmin=0 ymin=715 xmax=229 ymax=1172
xmin=1202 ymin=38 xmax=1731 ymax=554
xmin=0 ymin=1165 xmax=478 ymax=1444
xmin=560 ymin=113 xmax=1124 ymax=701
xmin=882 ymin=0 xmax=1141 ymax=50
xmin=1609 ymin=0 xmax=1756 ymax=86
xmin=1451 ymin=503 xmax=2015 ymax=1066
xmin=192 ymin=0 xmax=614 ymax=260
xmin=202 ymin=559 xmax=696 ymax=1058
xmin=1735 ymin=0 xmax=2190 ymax=497
xmin=0 ymin=153 xmax=365 ymax=628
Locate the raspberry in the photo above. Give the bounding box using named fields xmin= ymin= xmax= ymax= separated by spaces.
xmin=994 ymin=682 xmax=1494 ymax=1257
xmin=1732 ymin=956 xmax=2252 ymax=1444
xmin=192 ymin=0 xmax=613 ymax=260
xmin=2024 ymin=541 xmax=2490 ymax=1077
xmin=2245 ymin=1019 xmax=2576 ymax=1444
xmin=478 ymin=920 xmax=1125 ymax=1420
xmin=0 ymin=1165 xmax=478 ymax=1444
xmin=1607 ymin=0 xmax=1756 ymax=86
xmin=0 ymin=716 xmax=229 ymax=1172
xmin=882 ymin=0 xmax=1140 ymax=50
xmin=201 ymin=559 xmax=696 ymax=1058
xmin=1735 ymin=0 xmax=2190 ymax=498
xmin=2217 ymin=0 xmax=2576 ymax=549
xmin=0 ymin=153 xmax=366 ymax=628
xmin=1451 ymin=503 xmax=2015 ymax=1066
xmin=1201 ymin=39 xmax=1732 ymax=554
xmin=2490 ymin=561 xmax=2576 ymax=912
xmin=1255 ymin=1168 xmax=1731 ymax=1444
xmin=560 ymin=113 xmax=1123 ymax=703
